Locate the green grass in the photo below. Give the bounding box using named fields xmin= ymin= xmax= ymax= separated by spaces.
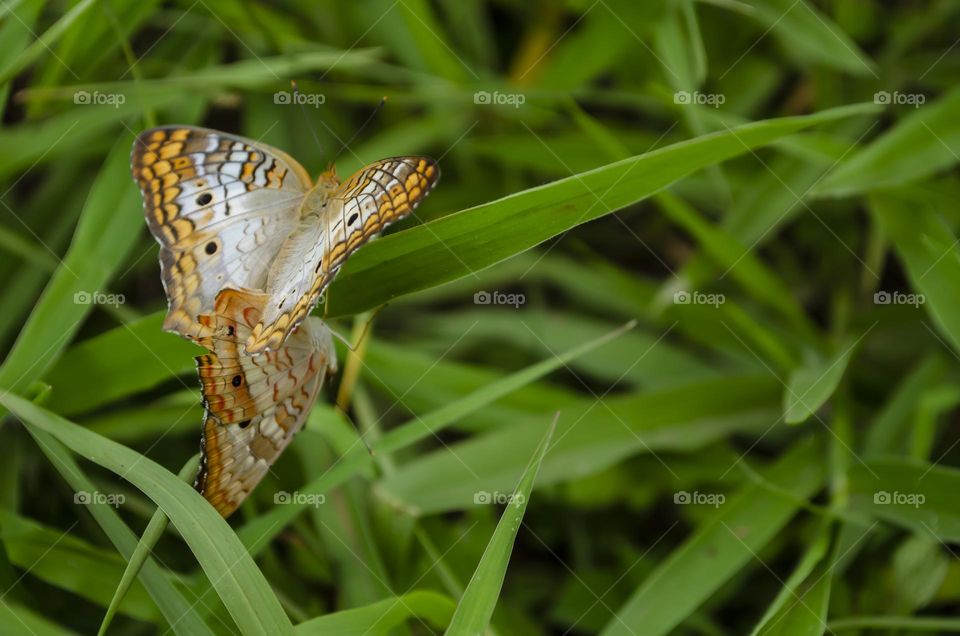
xmin=2 ymin=1 xmax=960 ymax=634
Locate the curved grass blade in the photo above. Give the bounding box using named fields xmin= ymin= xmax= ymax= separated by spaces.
xmin=97 ymin=456 xmax=200 ymax=636
xmin=236 ymin=323 xmax=635 ymax=552
xmin=745 ymin=0 xmax=876 ymax=76
xmin=445 ymin=413 xmax=557 ymax=635
xmin=376 ymin=374 xmax=781 ymax=515
xmin=600 ymin=439 xmax=824 ymax=636
xmin=0 ymin=600 xmax=74 ymax=636
xmin=295 ymin=589 xmax=456 ymax=635
xmin=375 ymin=320 xmax=635 ymax=453
xmin=1 ymin=393 xmax=294 ymax=635
xmin=24 ymin=427 xmax=211 ymax=635
xmin=0 ymin=137 xmax=142 ymax=410
xmin=829 ymin=616 xmax=960 ymax=632
xmin=816 ymin=89 xmax=960 ymax=197
xmin=870 ymin=191 xmax=960 ymax=355
xmin=756 ymin=557 xmax=833 ymax=635
xmin=750 ymin=523 xmax=832 ymax=635
xmin=848 ymin=457 xmax=960 ymax=543
xmin=0 ymin=509 xmax=159 ymax=621
xmin=0 ymin=0 xmax=43 ymax=119
xmin=0 ymin=0 xmax=98 ymax=86
xmin=783 ymin=336 xmax=861 ymax=425
xmin=321 ymin=104 xmax=878 ymax=317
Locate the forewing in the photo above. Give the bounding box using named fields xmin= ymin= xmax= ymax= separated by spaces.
xmin=131 ymin=126 xmax=311 ymax=340
xmin=246 ymin=156 xmax=440 ymax=353
xmin=193 ymin=289 xmax=337 ymax=517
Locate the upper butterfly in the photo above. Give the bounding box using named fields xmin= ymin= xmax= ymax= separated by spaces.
xmin=131 ymin=126 xmax=440 ymax=348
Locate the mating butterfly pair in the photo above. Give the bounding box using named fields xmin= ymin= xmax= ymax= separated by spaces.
xmin=132 ymin=126 xmax=439 ymax=516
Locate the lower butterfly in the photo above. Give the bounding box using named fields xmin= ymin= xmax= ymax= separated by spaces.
xmin=193 ymin=289 xmax=337 ymax=517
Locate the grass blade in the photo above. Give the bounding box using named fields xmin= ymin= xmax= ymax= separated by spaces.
xmin=295 ymin=590 xmax=456 ymax=635
xmin=600 ymin=439 xmax=824 ymax=636
xmin=1 ymin=393 xmax=294 ymax=635
xmin=446 ymin=413 xmax=557 ymax=635
xmin=0 ymin=137 xmax=141 ymax=401
xmin=375 ymin=321 xmax=635 ymax=453
xmin=97 ymin=456 xmax=200 ymax=636
xmin=816 ymin=88 xmax=960 ymax=197
xmin=784 ymin=337 xmax=860 ymax=424
xmin=322 ymin=104 xmax=878 ymax=317
xmin=24 ymin=427 xmax=211 ymax=635
xmin=870 ymin=191 xmax=960 ymax=354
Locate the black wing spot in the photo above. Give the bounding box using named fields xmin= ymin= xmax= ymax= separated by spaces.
xmin=238 ymin=419 xmax=252 ymax=429
xmin=196 ymin=192 xmax=213 ymax=206
xmin=232 ymin=375 xmax=242 ymax=387
xmin=205 ymin=241 xmax=218 ymax=255
xmin=227 ymin=326 xmax=235 ymax=336
xmin=348 ymin=212 xmax=359 ymax=225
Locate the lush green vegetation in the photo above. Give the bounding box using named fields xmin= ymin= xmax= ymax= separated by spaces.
xmin=1 ymin=0 xmax=960 ymax=633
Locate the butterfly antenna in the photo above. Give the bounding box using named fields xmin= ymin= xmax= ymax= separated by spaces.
xmin=328 ymin=326 xmax=356 ymax=352
xmin=326 ymin=305 xmax=384 ymax=353
xmin=329 ymin=96 xmax=388 ymax=169
xmin=291 ymin=80 xmax=324 ymax=158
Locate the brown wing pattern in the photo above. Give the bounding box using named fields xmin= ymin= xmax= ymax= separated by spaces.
xmin=131 ymin=126 xmax=310 ymax=340
xmin=193 ymin=289 xmax=337 ymax=517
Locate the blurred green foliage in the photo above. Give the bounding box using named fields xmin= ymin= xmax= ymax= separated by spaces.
xmin=1 ymin=0 xmax=960 ymax=634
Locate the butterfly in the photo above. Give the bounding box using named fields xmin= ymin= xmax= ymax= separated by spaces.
xmin=193 ymin=288 xmax=337 ymax=517
xmin=131 ymin=125 xmax=440 ymax=351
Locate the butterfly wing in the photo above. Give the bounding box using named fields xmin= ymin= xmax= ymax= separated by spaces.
xmin=131 ymin=126 xmax=312 ymax=340
xmin=193 ymin=289 xmax=337 ymax=517
xmin=244 ymin=156 xmax=440 ymax=353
